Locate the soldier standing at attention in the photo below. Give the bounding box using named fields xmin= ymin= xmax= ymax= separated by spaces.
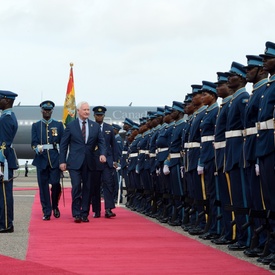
xmin=224 ymin=62 xmax=250 ymax=251
xmin=0 ymin=90 xmax=18 ymax=233
xmin=31 ymin=100 xmax=64 ymax=220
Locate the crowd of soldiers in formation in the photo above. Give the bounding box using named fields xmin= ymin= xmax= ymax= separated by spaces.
xmin=115 ymin=41 xmax=275 ymax=271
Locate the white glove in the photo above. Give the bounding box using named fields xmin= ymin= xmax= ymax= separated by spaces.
xmin=197 ymin=165 xmax=204 ymax=175
xmin=180 ymin=166 xmax=184 ymax=178
xmin=156 ymin=168 xmax=161 ymax=176
xmin=163 ymin=165 xmax=170 ymax=175
xmin=255 ymin=164 xmax=260 ymax=176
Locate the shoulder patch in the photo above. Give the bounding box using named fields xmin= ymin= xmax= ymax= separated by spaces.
xmin=242 ymin=99 xmax=249 ymax=104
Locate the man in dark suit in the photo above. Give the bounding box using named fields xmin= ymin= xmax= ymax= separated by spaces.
xmin=91 ymin=106 xmax=119 ymax=218
xmin=59 ymin=101 xmax=106 ymax=223
xmin=0 ymin=90 xmax=19 ymax=233
xmin=32 ymin=100 xmax=64 ymax=220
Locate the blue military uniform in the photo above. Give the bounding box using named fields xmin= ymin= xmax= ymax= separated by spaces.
xmin=212 ymin=73 xmax=235 ymax=245
xmin=91 ymin=106 xmax=119 ymax=217
xmin=187 ymin=86 xmax=207 ymax=234
xmin=243 ymin=55 xmax=268 ymax=253
xmin=224 ymin=62 xmax=250 ymax=249
xmin=112 ymin=123 xmax=123 ymax=203
xmin=198 ymin=81 xmax=219 ymax=239
xmin=31 ymin=100 xmax=64 ymax=220
xmin=0 ymin=90 xmax=18 ymax=233
xmin=256 ymin=42 xmax=275 ymax=260
xmin=165 ymin=101 xmax=186 ymax=226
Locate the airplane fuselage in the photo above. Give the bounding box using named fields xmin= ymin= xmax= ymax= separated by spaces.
xmin=12 ymin=105 xmax=157 ymax=159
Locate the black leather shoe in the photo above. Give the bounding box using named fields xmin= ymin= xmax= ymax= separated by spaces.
xmin=53 ymin=208 xmax=60 ymax=218
xmin=105 ymin=209 xmax=116 ymax=218
xmin=259 ymin=253 xmax=275 ymax=265
xmin=74 ymin=216 xmax=81 ymax=223
xmin=269 ymin=259 xmax=275 ymax=270
xmin=212 ymin=237 xmax=235 ymax=245
xmin=43 ymin=215 xmax=50 ymax=221
xmin=188 ymin=226 xmax=204 ymax=235
xmin=244 ymin=247 xmax=263 ymax=257
xmin=93 ymin=212 xmax=101 ymax=218
xmin=81 ymin=216 xmax=89 ymax=222
xmin=0 ymin=225 xmax=14 ymax=233
xmin=228 ymin=242 xmax=247 ymax=251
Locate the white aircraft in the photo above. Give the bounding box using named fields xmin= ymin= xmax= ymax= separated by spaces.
xmin=12 ymin=105 xmax=157 ymax=159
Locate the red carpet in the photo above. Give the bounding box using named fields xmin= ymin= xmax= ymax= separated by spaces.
xmin=0 ymin=254 xmax=77 ymax=274
xmin=23 ymin=189 xmax=272 ymax=275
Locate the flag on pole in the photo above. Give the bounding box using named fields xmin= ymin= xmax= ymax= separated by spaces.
xmin=62 ymin=63 xmax=77 ymax=126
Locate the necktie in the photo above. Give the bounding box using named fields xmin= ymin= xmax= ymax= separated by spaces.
xmin=82 ymin=120 xmax=86 ymax=142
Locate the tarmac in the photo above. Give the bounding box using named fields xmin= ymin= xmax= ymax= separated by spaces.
xmin=0 ymin=168 xmax=273 ymax=273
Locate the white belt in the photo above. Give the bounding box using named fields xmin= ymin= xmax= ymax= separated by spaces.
xmin=129 ymin=153 xmax=138 ymax=157
xmin=149 ymin=153 xmax=156 ymax=158
xmin=187 ymin=142 xmax=200 ymax=148
xmin=122 ymin=151 xmax=128 ymax=155
xmin=201 ymin=135 xmax=214 ymax=143
xmin=139 ymin=150 xmax=149 ymax=154
xmin=169 ymin=153 xmax=181 ymax=159
xmin=213 ymin=141 xmax=226 ymax=149
xmin=184 ymin=142 xmax=189 ymax=148
xmin=243 ymin=127 xmax=257 ymax=137
xmin=157 ymin=147 xmax=169 ymax=153
xmin=225 ymin=130 xmax=243 ymax=138
xmin=256 ymin=119 xmax=274 ymax=130
xmin=42 ymin=144 xmax=59 ymax=150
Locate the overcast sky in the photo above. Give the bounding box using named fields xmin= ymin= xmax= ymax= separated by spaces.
xmin=1 ymin=0 xmax=274 ymax=107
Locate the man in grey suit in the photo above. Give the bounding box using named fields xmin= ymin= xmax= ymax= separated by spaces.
xmin=59 ymin=101 xmax=106 ymax=223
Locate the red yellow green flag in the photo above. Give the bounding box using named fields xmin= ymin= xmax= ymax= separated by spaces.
xmin=62 ymin=63 xmax=76 ymax=126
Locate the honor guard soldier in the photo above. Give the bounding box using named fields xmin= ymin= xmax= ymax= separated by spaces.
xmin=224 ymin=62 xmax=250 ymax=251
xmin=164 ymin=101 xmax=186 ymax=226
xmin=112 ymin=123 xmax=123 ymax=203
xmin=136 ymin=116 xmax=152 ymax=213
xmin=242 ymin=55 xmax=268 ymax=257
xmin=256 ymin=41 xmax=275 ymax=268
xmin=186 ymin=85 xmax=207 ymax=235
xmin=121 ymin=118 xmax=134 ymax=205
xmin=126 ymin=122 xmax=142 ymax=209
xmin=155 ymin=105 xmax=175 ymax=223
xmin=31 ymin=100 xmax=64 ymax=220
xmin=212 ymin=72 xmax=235 ymax=245
xmin=0 ymin=90 xmax=18 ymax=233
xmin=147 ymin=108 xmax=164 ymax=217
xmin=197 ymin=81 xmax=220 ymax=240
xmin=91 ymin=106 xmax=119 ymax=218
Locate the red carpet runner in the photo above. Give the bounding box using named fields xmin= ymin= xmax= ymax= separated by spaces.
xmin=24 ymin=189 xmax=271 ymax=274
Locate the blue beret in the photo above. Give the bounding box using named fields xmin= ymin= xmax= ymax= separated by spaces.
xmin=172 ymin=101 xmax=184 ymax=113
xmin=199 ymin=81 xmax=217 ymax=95
xmin=226 ymin=61 xmax=246 ymax=78
xmin=164 ymin=105 xmax=173 ymax=115
xmin=139 ymin=117 xmax=146 ymax=125
xmin=191 ymin=84 xmax=202 ymax=95
xmin=40 ymin=100 xmax=55 ymax=110
xmin=215 ymin=72 xmax=228 ymax=84
xmin=93 ymin=106 xmax=107 ymax=115
xmin=184 ymin=93 xmax=193 ymax=104
xmin=0 ymin=90 xmax=18 ymax=100
xmin=131 ymin=122 xmax=140 ymax=130
xmin=260 ymin=41 xmax=275 ymax=58
xmin=123 ymin=118 xmax=134 ymax=127
xmin=243 ymin=55 xmax=263 ymax=69
xmin=156 ymin=107 xmax=165 ymax=117
xmin=112 ymin=123 xmax=121 ymax=131
xmin=147 ymin=111 xmax=157 ymax=119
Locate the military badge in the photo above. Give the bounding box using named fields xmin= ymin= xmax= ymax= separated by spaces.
xmin=51 ymin=127 xmax=58 ymax=136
